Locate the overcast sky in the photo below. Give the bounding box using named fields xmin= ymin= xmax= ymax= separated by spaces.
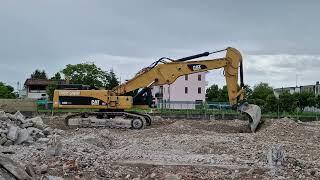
xmin=0 ymin=0 xmax=319 ymax=90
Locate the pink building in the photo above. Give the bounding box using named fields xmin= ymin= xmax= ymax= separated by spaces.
xmin=152 ymin=72 xmax=208 ymax=109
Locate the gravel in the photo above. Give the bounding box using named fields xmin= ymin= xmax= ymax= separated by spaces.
xmin=1 ymin=115 xmax=320 ymax=179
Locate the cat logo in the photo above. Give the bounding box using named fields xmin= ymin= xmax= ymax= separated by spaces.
xmin=91 ymin=100 xmax=100 ymax=105
xmin=192 ymin=64 xmax=202 ymax=71
xmin=187 ymin=64 xmax=207 ymax=71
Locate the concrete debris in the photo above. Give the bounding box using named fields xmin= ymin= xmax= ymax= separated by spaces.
xmin=29 ymin=116 xmax=46 ymax=130
xmin=165 ymin=173 xmax=181 ymax=180
xmin=7 ymin=125 xmax=19 ymax=141
xmin=37 ymin=138 xmax=50 ymax=143
xmin=0 ymin=154 xmax=31 ymax=180
xmin=14 ymin=128 xmax=30 ymax=145
xmin=38 ymin=164 xmax=48 ymax=174
xmin=0 ymin=110 xmax=8 ymax=120
xmin=3 ymin=140 xmax=13 ymax=146
xmin=25 ymin=164 xmax=35 ymax=177
xmin=0 ymin=111 xmax=58 ymax=147
xmin=46 ymin=135 xmax=63 ymax=157
xmin=62 ymin=160 xmax=78 ymax=172
xmin=0 ymin=137 xmax=7 ymax=145
xmin=14 ymin=111 xmax=26 ymax=123
xmin=267 ymin=144 xmax=285 ymax=166
xmin=43 ymin=127 xmax=52 ymax=136
xmin=0 ymin=168 xmax=16 ymax=180
xmin=45 ymin=175 xmax=64 ymax=180
xmin=0 ymin=115 xmax=319 ymax=179
xmin=20 ymin=122 xmax=33 ymax=128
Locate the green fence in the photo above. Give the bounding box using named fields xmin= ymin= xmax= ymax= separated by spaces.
xmin=36 ymin=100 xmax=320 ymax=121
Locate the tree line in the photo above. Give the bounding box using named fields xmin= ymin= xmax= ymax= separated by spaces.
xmin=1 ymin=62 xmax=320 ymax=114
xmin=0 ymin=62 xmax=120 ymax=100
xmin=206 ymin=82 xmax=320 ymax=113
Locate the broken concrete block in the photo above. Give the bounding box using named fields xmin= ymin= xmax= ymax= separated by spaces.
xmin=25 ymin=164 xmax=35 ymax=177
xmin=14 ymin=128 xmax=30 ymax=145
xmin=25 ymin=136 xmax=34 ymax=144
xmin=7 ymin=126 xmax=19 ymax=141
xmin=5 ymin=113 xmax=16 ymax=121
xmin=0 ymin=129 xmax=8 ymax=133
xmin=14 ymin=111 xmax=25 ymax=123
xmin=26 ymin=127 xmax=41 ymax=136
xmin=35 ymin=131 xmax=45 ymax=139
xmin=20 ymin=122 xmax=33 ymax=129
xmin=53 ymin=129 xmax=64 ymax=135
xmin=37 ymin=138 xmax=50 ymax=143
xmin=46 ymin=136 xmax=63 ymax=157
xmin=0 ymin=110 xmax=8 ymax=120
xmin=43 ymin=127 xmax=52 ymax=135
xmin=3 ymin=140 xmax=13 ymax=146
xmin=46 ymin=175 xmax=64 ymax=180
xmin=0 ymin=137 xmax=7 ymax=145
xmin=46 ymin=143 xmax=63 ymax=157
xmin=28 ymin=117 xmax=45 ymax=130
xmin=0 ymin=154 xmax=31 ymax=180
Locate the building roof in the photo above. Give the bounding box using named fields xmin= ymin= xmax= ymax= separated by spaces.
xmin=274 ymin=87 xmax=299 ymax=91
xmin=24 ymin=78 xmax=66 ymax=86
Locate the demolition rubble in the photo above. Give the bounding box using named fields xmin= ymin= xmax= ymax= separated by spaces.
xmin=0 ymin=112 xmax=320 ymax=179
xmin=0 ymin=111 xmax=56 ymax=146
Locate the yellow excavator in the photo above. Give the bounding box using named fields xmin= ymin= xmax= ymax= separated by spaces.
xmin=53 ymin=47 xmax=261 ymax=132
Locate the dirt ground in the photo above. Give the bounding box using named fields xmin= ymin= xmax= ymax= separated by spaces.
xmin=2 ymin=116 xmax=320 ymax=179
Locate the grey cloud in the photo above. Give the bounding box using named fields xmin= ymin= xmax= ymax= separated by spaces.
xmin=0 ymin=0 xmax=319 ymax=88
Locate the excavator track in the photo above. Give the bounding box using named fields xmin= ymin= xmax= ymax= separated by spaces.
xmin=65 ymin=112 xmax=149 ymax=129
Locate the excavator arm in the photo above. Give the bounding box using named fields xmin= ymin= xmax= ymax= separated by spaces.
xmin=112 ymin=47 xmax=261 ymax=132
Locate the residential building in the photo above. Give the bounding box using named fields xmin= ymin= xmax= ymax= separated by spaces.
xmin=152 ymin=72 xmax=208 ymax=109
xmin=273 ymin=87 xmax=300 ymax=98
xmin=24 ymin=79 xmax=65 ymax=99
xmin=273 ymin=81 xmax=320 ymax=97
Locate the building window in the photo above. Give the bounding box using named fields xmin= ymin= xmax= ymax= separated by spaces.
xmin=198 ymin=87 xmax=201 ymax=94
xmin=198 ymin=74 xmax=201 ymax=81
xmin=185 ymin=75 xmax=188 ymax=81
xmin=185 ymin=87 xmax=188 ymax=94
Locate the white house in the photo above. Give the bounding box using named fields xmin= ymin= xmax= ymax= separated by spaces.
xmin=24 ymin=79 xmax=65 ymax=99
xmin=152 ymin=72 xmax=208 ymax=109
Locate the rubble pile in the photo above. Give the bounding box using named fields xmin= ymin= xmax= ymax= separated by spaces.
xmin=0 ymin=110 xmax=52 ymax=146
xmin=0 ymin=114 xmax=319 ymax=179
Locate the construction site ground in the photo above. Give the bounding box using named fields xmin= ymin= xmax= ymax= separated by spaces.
xmin=2 ymin=116 xmax=320 ymax=179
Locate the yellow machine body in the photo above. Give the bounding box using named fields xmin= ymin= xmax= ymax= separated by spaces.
xmin=53 ymin=89 xmax=133 ymax=109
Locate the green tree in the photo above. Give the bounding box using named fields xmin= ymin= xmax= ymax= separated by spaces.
xmin=243 ymin=84 xmax=253 ymax=100
xmin=47 ymin=85 xmax=56 ymax=100
xmin=316 ymin=95 xmax=320 ymax=108
xmin=31 ymin=69 xmax=47 ymax=79
xmin=265 ymin=94 xmax=278 ymax=113
xmin=206 ymin=84 xmax=219 ymax=101
xmin=251 ymin=82 xmax=274 ymax=101
xmin=295 ymin=91 xmax=316 ymax=111
xmin=279 ymin=91 xmax=297 ymax=113
xmin=50 ymin=72 xmax=62 ymax=80
xmin=218 ymin=85 xmax=229 ymax=102
xmin=105 ymin=69 xmax=120 ymax=90
xmin=61 ymin=62 xmax=108 ymax=87
xmin=47 ymin=72 xmax=62 ymax=100
xmin=206 ymin=85 xmax=229 ymax=102
xmin=0 ymin=82 xmax=16 ymax=99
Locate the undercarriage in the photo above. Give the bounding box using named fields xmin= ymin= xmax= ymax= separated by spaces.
xmin=65 ymin=111 xmax=152 ymax=129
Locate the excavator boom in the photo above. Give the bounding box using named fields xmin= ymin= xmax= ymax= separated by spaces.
xmin=112 ymin=47 xmax=261 ymax=132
